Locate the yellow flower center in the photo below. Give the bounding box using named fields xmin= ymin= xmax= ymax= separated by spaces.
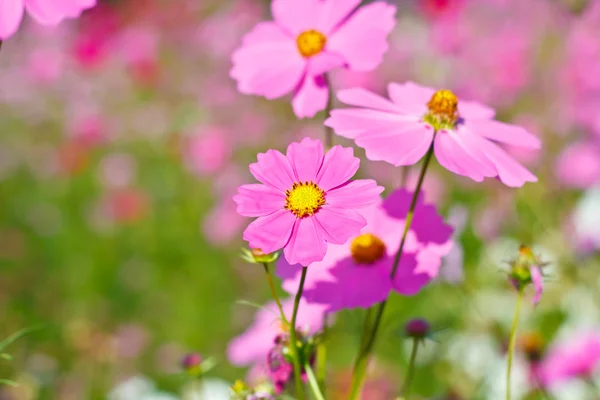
xmin=423 ymin=89 xmax=459 ymax=130
xmin=296 ymin=30 xmax=327 ymax=58
xmin=350 ymin=233 xmax=387 ymax=265
xmin=285 ymin=181 xmax=326 ymax=218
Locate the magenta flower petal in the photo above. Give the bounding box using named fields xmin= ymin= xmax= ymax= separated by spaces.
xmin=308 ymin=52 xmax=346 ymax=76
xmin=326 ymin=180 xmax=384 ymax=209
xmin=306 ymin=257 xmax=392 ymax=312
xmin=466 ymin=119 xmax=542 ymax=149
xmin=392 ymin=253 xmax=432 ymax=295
xmin=356 ymin=123 xmax=435 ymax=166
xmin=250 ymin=150 xmax=296 ymax=191
xmin=327 ymin=2 xmax=396 ymax=71
xmin=387 ymin=82 xmax=434 ymax=115
xmin=315 ymin=0 xmax=361 ymax=34
xmin=458 ymin=101 xmax=496 ymax=120
xmin=271 ymin=0 xmax=320 ymax=35
xmin=243 ymin=210 xmax=295 ymax=254
xmin=313 ymin=206 xmax=366 ymax=245
xmin=316 ymin=145 xmax=359 ymax=190
xmin=286 ymin=138 xmax=324 ymax=182
xmin=434 ymin=131 xmax=496 ymax=182
xmin=325 ymin=108 xmax=412 ymax=139
xmin=337 ymin=88 xmax=401 ymax=113
xmin=0 ymin=0 xmax=25 ymax=39
xmin=292 ymin=75 xmax=330 ymax=119
xmin=478 ymin=139 xmax=538 ymax=187
xmin=530 ymin=266 xmax=543 ymax=305
xmin=25 ymin=0 xmax=70 ymax=24
xmin=240 ymin=21 xmax=288 ymax=45
xmin=234 ymin=184 xmax=286 ymax=217
xmin=284 ymin=218 xmax=327 ymax=266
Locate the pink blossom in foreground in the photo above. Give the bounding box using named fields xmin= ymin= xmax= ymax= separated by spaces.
xmin=234 ymin=138 xmax=383 ymax=266
xmin=326 ymin=81 xmax=541 ymax=187
xmin=230 ymin=0 xmax=396 ymax=118
xmin=538 ymin=332 xmax=600 ymax=387
xmin=277 ymin=189 xmax=453 ymax=312
xmin=227 ymin=298 xmax=326 ymax=366
xmin=0 ymin=0 xmax=97 ymax=40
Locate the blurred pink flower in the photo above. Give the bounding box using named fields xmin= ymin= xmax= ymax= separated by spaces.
xmin=105 ymin=188 xmax=150 ymax=223
xmin=326 ymin=82 xmax=540 ymax=187
xmin=538 ymin=332 xmax=600 ymax=387
xmin=231 ymin=0 xmax=397 ymax=118
xmin=234 ymin=138 xmax=383 ymax=266
xmin=202 ymin=197 xmax=246 ymax=247
xmin=555 ymin=140 xmax=600 ymax=188
xmin=67 ymin=114 xmax=107 ymax=148
xmin=27 ymin=48 xmax=65 ymax=84
xmin=227 ymin=298 xmax=326 ymax=366
xmin=98 ymin=153 xmax=137 ymax=189
xmin=277 ymin=188 xmax=453 ymax=312
xmin=0 ymin=0 xmax=96 ymax=40
xmin=184 ymin=127 xmax=232 ymax=177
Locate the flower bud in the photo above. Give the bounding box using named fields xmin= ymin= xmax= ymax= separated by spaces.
xmin=181 ymin=352 xmax=203 ymax=376
xmin=240 ymin=248 xmax=280 ymax=264
xmin=404 ymin=318 xmax=431 ymax=340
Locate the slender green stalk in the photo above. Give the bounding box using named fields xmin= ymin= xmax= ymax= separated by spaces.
xmin=262 ymin=262 xmax=289 ymax=325
xmin=348 ymin=144 xmax=436 ymax=400
xmin=324 ymin=73 xmax=334 ymax=149
xmin=506 ymin=288 xmax=524 ymax=400
xmin=290 ymin=266 xmax=309 ymax=400
xmin=585 ymin=377 xmax=600 ymax=395
xmin=305 ymin=362 xmax=326 ymax=400
xmin=401 ymin=339 xmax=420 ymax=398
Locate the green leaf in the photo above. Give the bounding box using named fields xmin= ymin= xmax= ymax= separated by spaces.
xmin=0 ymin=326 xmax=41 ymax=352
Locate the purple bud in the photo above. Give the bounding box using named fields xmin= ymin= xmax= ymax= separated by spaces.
xmin=181 ymin=352 xmax=202 ymax=370
xmin=405 ymin=318 xmax=431 ymax=339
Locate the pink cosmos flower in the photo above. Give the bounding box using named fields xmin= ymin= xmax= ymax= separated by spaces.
xmin=325 ymin=82 xmax=541 ymax=187
xmin=234 ymin=138 xmax=383 ymax=266
xmin=227 ymin=298 xmax=327 ymax=367
xmin=0 ymin=0 xmax=96 ymax=40
xmin=230 ymin=0 xmax=397 ymax=118
xmin=277 ymin=189 xmax=453 ymax=312
xmin=538 ymin=332 xmax=600 ymax=387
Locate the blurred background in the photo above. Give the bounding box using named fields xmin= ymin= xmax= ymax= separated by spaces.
xmin=1 ymin=0 xmax=600 ymax=398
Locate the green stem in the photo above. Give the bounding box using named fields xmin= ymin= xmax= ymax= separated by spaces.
xmin=262 ymin=262 xmax=289 ymax=326
xmin=348 ymin=144 xmax=435 ymax=400
xmin=305 ymin=362 xmax=326 ymax=400
xmin=290 ymin=266 xmax=309 ymax=400
xmin=324 ymin=73 xmax=334 ymax=149
xmin=401 ymin=339 xmax=420 ymax=398
xmin=506 ymin=288 xmax=524 ymax=400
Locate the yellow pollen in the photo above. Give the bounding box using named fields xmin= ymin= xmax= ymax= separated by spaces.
xmin=424 ymin=89 xmax=459 ymax=130
xmin=296 ymin=30 xmax=327 ymax=58
xmin=350 ymin=233 xmax=386 ymax=265
xmin=285 ymin=181 xmax=326 ymax=218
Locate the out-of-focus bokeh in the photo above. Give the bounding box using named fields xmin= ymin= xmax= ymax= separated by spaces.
xmin=1 ymin=0 xmax=600 ymax=398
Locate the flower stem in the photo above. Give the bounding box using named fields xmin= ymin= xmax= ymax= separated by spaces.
xmin=290 ymin=266 xmax=309 ymax=400
xmin=305 ymin=362 xmax=326 ymax=400
xmin=262 ymin=262 xmax=289 ymax=326
xmin=506 ymin=288 xmax=524 ymax=400
xmin=324 ymin=73 xmax=334 ymax=149
xmin=401 ymin=339 xmax=420 ymax=398
xmin=348 ymin=144 xmax=435 ymax=400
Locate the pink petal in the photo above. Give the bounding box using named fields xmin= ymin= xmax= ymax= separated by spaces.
xmin=336 ymin=88 xmax=402 ymax=113
xmin=387 ymin=82 xmax=434 ymax=116
xmin=531 ymin=266 xmax=543 ymax=306
xmin=315 ymin=0 xmax=361 ymax=34
xmin=434 ymin=131 xmax=496 ymax=182
xmin=0 ymin=0 xmax=24 ymax=39
xmin=271 ymin=0 xmax=320 ymax=36
xmin=243 ymin=209 xmax=295 ymax=254
xmin=326 ymin=180 xmax=384 ymax=209
xmin=327 ymin=2 xmax=396 ymax=71
xmin=283 ymin=217 xmax=327 ymax=266
xmin=325 ymin=108 xmax=415 ymax=139
xmin=313 ymin=206 xmax=366 ymax=245
xmin=392 ymin=252 xmax=432 ymax=295
xmin=308 ymin=51 xmax=346 ymax=76
xmin=286 ymin=137 xmax=324 ymax=182
xmin=478 ymin=139 xmax=538 ymax=187
xmin=450 ymin=127 xmax=498 ymax=177
xmin=355 ymin=122 xmax=435 ymax=166
xmin=240 ymin=21 xmax=290 ymax=46
xmin=231 ymin=38 xmax=306 ymax=99
xmin=25 ymin=0 xmax=71 ymax=24
xmin=458 ymin=100 xmax=496 ymax=120
xmin=250 ymin=149 xmax=296 ymax=191
xmin=234 ymin=184 xmax=286 ymax=217
xmin=292 ymin=74 xmax=330 ymax=118
xmin=467 ymin=119 xmax=541 ymax=149
xmin=316 ymin=145 xmax=359 ymax=190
